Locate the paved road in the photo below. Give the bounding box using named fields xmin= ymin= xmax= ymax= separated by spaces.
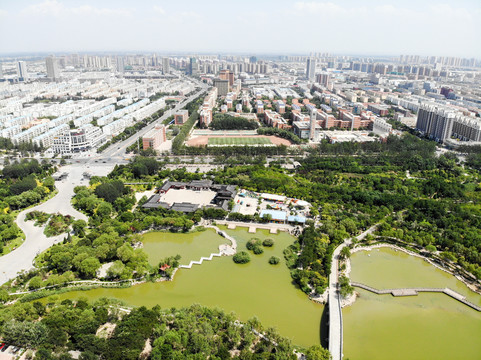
xmin=328 ymin=224 xmax=379 ymax=360
xmin=0 ymin=82 xmax=208 ymax=286
xmin=100 ymin=83 xmax=208 ymax=161
xmin=0 ymin=164 xmax=113 ymax=285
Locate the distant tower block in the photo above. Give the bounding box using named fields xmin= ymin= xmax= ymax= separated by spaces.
xmin=309 ymin=108 xmax=316 ymax=141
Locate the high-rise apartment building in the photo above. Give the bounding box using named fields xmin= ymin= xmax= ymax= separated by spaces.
xmin=316 ymin=72 xmax=331 ymax=88
xmin=416 ymin=105 xmax=455 ymax=143
xmin=306 ymin=57 xmax=316 ymax=82
xmin=213 ymin=79 xmax=229 ymax=96
xmin=16 ymin=61 xmax=28 ymax=81
xmin=189 ymin=57 xmax=199 ymax=75
xmin=116 ymin=56 xmax=125 ymax=73
xmin=46 ymin=56 xmax=60 ymax=81
xmin=309 ymin=108 xmax=317 ymax=140
xmin=162 ymin=58 xmax=170 ymax=74
xmin=219 ymin=69 xmax=234 ymax=87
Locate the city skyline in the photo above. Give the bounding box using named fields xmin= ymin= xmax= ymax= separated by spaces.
xmin=0 ymin=0 xmax=480 ymax=58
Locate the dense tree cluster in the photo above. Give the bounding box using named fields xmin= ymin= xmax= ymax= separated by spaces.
xmin=284 ymin=226 xmax=331 ymax=294
xmin=0 ymin=214 xmax=21 ymax=254
xmin=257 ymin=127 xmax=302 ymax=144
xmin=2 ymin=159 xmax=43 ymax=179
xmin=172 ymin=96 xmax=204 ymax=154
xmin=94 ymin=180 xmax=129 ymax=204
xmin=182 ymin=144 xmax=289 ymax=157
xmin=0 ymin=160 xmax=54 ymax=253
xmin=0 ymin=301 xmax=328 ymax=360
xmin=129 ymin=157 xmax=160 ymax=178
xmin=0 ymin=137 xmax=43 ymax=152
xmin=210 ymin=114 xmax=259 ymax=130
xmin=233 ymin=251 xmax=251 ymax=264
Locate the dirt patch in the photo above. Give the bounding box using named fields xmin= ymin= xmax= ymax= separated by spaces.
xmin=96 ymin=322 xmax=117 ymax=339
xmin=186 ymin=135 xmax=291 ymax=146
xmin=267 ymin=135 xmax=291 ymax=146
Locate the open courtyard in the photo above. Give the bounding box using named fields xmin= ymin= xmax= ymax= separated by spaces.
xmin=160 ymin=189 xmax=217 ymax=206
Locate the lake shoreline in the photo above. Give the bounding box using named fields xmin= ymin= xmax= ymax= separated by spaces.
xmin=341 ymin=242 xmax=481 ymax=307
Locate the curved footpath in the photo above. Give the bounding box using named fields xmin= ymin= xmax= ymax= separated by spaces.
xmin=0 ymin=163 xmax=113 ymax=285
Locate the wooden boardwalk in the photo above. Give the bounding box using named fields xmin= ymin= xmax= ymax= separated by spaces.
xmin=351 ymin=282 xmax=481 ymax=312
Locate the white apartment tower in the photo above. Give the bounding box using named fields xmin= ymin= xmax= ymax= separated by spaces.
xmin=46 ymin=56 xmax=60 ymax=81
xmin=306 ymin=57 xmax=316 ymax=82
xmin=16 ymin=61 xmax=28 ymax=81
xmin=116 ymin=56 xmax=125 ymax=73
xmin=162 ymin=58 xmax=170 ymax=74
xmin=309 ymin=108 xmax=316 ymax=140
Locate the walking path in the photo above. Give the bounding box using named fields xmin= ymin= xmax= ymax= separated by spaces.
xmin=351 ymin=282 xmax=481 ymax=312
xmin=0 ymin=163 xmax=113 ymax=285
xmin=328 ymin=223 xmax=380 ymax=360
xmin=9 ymin=278 xmax=142 ymax=296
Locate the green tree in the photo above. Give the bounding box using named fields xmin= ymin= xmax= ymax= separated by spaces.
xmin=305 ymin=345 xmax=331 ymax=360
xmin=97 ymin=202 xmax=113 ymax=218
xmin=79 ymin=257 xmax=101 ymax=279
xmin=107 ymin=261 xmax=126 ymax=279
xmin=72 ymin=220 xmax=87 ymax=237
xmin=28 ymin=276 xmax=43 ymax=290
xmin=339 ymin=247 xmax=351 ymax=260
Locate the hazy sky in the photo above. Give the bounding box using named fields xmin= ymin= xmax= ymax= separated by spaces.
xmin=1 ymin=0 xmax=480 ymax=58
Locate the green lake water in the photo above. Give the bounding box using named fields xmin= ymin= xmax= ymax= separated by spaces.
xmin=343 ymin=247 xmax=481 ymax=360
xmin=141 ymin=229 xmax=229 ymax=266
xmin=49 ymin=227 xmax=323 ymax=347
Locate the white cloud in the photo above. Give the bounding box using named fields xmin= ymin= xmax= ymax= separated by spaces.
xmin=22 ymin=0 xmax=131 ymax=17
xmin=179 ymin=11 xmax=201 ymax=19
xmin=293 ymin=2 xmax=345 ymax=14
xmin=153 ymin=5 xmax=166 ymax=15
xmin=0 ymin=9 xmax=7 ymax=17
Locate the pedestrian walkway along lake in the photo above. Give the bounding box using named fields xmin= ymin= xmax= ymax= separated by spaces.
xmin=47 ymin=227 xmax=323 ymax=347
xmin=343 ymin=247 xmax=481 ymax=360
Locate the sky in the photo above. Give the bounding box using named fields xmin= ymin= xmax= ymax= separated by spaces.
xmin=0 ymin=0 xmax=480 ymax=58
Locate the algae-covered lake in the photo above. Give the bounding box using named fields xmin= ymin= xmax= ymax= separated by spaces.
xmin=43 ymin=229 xmax=481 ymax=357
xmin=343 ymin=247 xmax=481 ymax=360
xmin=49 ymin=227 xmax=323 ymax=347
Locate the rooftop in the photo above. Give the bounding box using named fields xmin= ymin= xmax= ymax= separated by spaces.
xmin=260 ymin=209 xmax=287 ymax=221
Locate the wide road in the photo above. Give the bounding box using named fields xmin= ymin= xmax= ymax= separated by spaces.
xmin=0 ymin=82 xmax=208 ymax=285
xmin=0 ymin=164 xmax=114 ymax=285
xmin=99 ymin=82 xmax=208 ymax=161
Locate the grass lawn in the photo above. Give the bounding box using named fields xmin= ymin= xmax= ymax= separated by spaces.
xmin=208 ymin=137 xmax=272 ymax=146
xmin=2 ymin=236 xmax=25 ymax=256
